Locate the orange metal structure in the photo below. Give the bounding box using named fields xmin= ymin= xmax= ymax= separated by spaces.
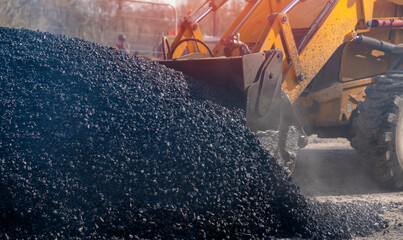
xmin=159 ymin=0 xmax=403 ymax=187
xmin=161 ymin=0 xmax=403 ymax=133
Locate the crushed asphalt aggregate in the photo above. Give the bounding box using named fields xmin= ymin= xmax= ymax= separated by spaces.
xmin=0 ymin=27 xmax=387 ymax=239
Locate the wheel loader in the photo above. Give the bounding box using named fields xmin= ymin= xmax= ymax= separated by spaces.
xmin=158 ymin=0 xmax=403 ymax=189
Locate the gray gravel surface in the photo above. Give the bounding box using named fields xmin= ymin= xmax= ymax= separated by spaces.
xmin=292 ymin=137 xmax=403 ymax=239
xmin=0 ymin=27 xmax=386 ymax=239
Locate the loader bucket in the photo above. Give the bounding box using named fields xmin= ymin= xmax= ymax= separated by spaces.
xmin=158 ymin=49 xmax=288 ymax=131
xmin=159 ymin=53 xmax=266 ymax=91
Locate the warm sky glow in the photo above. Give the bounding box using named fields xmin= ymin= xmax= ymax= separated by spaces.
xmin=159 ymin=0 xmax=180 ymax=6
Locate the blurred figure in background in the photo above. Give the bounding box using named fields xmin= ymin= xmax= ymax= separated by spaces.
xmin=115 ymin=34 xmax=129 ymax=54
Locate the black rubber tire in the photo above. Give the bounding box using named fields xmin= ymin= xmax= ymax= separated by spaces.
xmin=351 ymin=71 xmax=403 ymax=189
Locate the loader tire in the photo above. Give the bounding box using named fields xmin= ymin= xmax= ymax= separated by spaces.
xmin=351 ymin=71 xmax=403 ymax=189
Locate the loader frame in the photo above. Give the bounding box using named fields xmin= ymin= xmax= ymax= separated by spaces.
xmin=160 ymin=0 xmax=403 ymax=137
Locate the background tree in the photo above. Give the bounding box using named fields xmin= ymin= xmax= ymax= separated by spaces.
xmin=0 ymin=0 xmax=247 ymax=57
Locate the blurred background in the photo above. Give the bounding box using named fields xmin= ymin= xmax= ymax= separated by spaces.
xmin=0 ymin=0 xmax=246 ymax=58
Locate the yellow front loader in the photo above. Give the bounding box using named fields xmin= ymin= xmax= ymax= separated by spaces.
xmin=159 ymin=0 xmax=403 ymax=189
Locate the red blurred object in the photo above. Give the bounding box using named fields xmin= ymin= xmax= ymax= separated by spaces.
xmin=370 ymin=19 xmax=403 ymax=28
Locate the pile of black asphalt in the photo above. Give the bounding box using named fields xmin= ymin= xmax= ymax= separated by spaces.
xmin=0 ymin=27 xmax=385 ymax=239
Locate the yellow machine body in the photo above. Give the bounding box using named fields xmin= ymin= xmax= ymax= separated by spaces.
xmin=160 ymin=0 xmax=403 ymax=137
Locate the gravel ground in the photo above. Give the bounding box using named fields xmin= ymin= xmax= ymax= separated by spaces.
xmin=0 ymin=27 xmax=387 ymax=239
xmin=292 ymin=136 xmax=403 ymax=240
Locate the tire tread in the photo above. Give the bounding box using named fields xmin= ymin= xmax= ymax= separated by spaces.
xmin=351 ymin=71 xmax=403 ymax=189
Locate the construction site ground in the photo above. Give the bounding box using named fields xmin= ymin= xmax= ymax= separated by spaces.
xmin=292 ymin=136 xmax=403 ymax=239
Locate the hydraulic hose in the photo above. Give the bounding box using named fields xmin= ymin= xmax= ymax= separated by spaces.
xmin=353 ymin=34 xmax=395 ymax=54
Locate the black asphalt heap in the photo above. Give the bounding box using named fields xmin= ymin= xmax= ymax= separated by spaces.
xmin=0 ymin=27 xmax=385 ymax=239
